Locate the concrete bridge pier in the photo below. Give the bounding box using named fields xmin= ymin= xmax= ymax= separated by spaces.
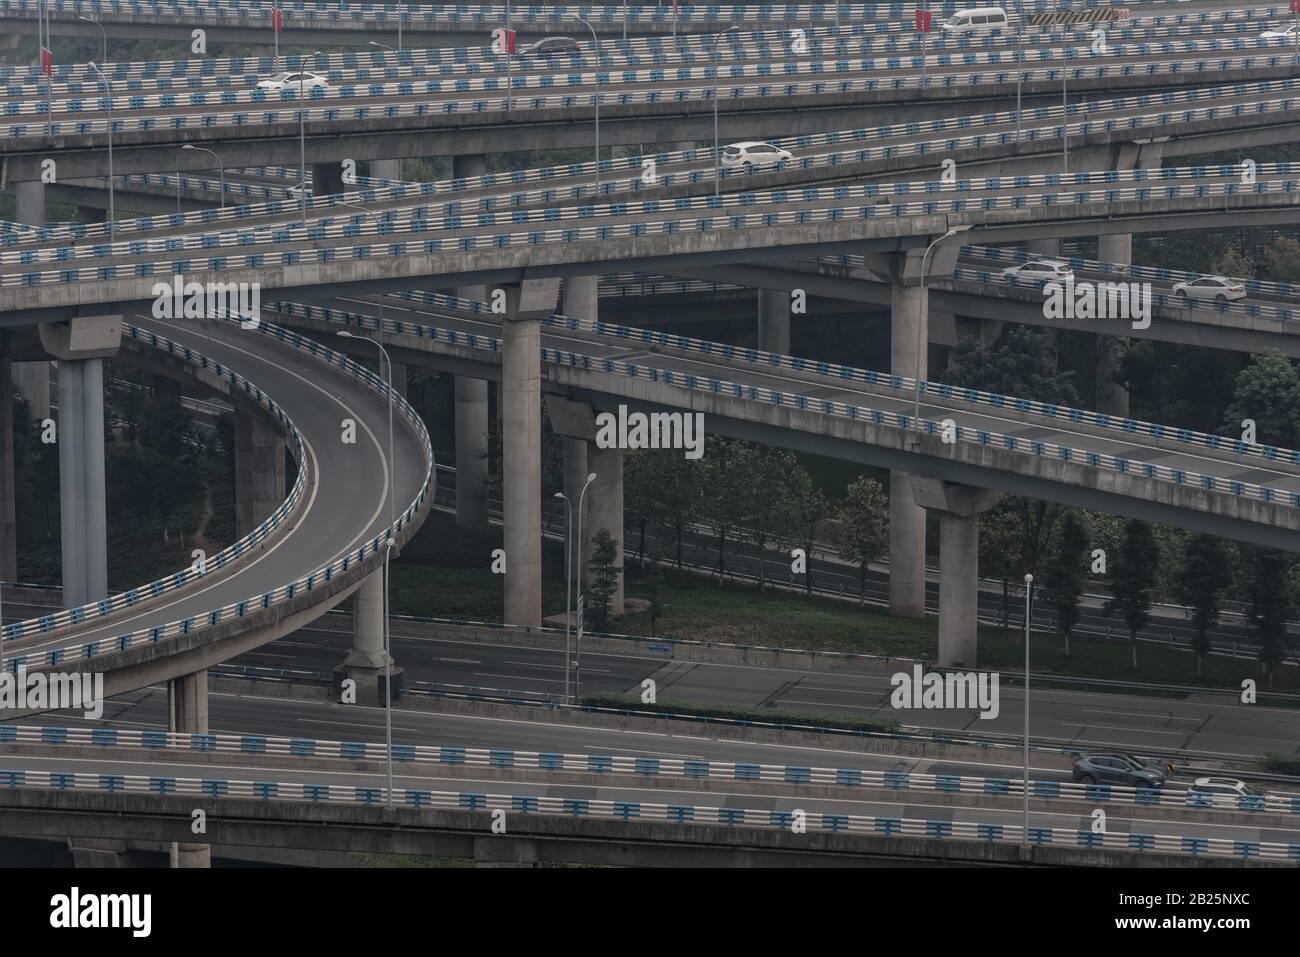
xmin=333 ymin=569 xmax=402 ymax=704
xmin=233 ymin=409 xmax=287 ymax=537
xmin=1096 ymin=232 xmax=1134 ymax=419
xmin=39 ymin=316 xmax=122 ymax=609
xmin=452 ymin=274 xmax=490 ymax=539
xmin=756 ymin=288 xmax=791 ymax=354
xmin=15 ymin=179 xmax=45 ymax=227
xmin=168 ymin=670 xmax=212 ymax=868
xmin=913 ymin=480 xmax=1003 ymax=667
xmin=501 ymin=278 xmax=561 ymax=628
xmin=888 ymin=254 xmax=930 ymax=619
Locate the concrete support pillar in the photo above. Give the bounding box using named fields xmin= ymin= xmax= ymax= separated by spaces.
xmin=15 ymin=180 xmax=45 ymax=227
xmin=39 ymin=316 xmax=121 ymax=610
xmin=0 ymin=361 xmax=15 ymax=582
xmin=756 ymin=288 xmax=791 ymax=354
xmin=12 ymin=363 xmax=50 ymax=420
xmin=454 ymin=377 xmax=490 ymax=534
xmin=233 ymin=409 xmax=287 ymax=538
xmin=56 ymin=359 xmax=108 ymax=609
xmin=311 ymin=161 xmax=345 ymax=197
xmin=912 ymin=480 xmax=1004 ymax=668
xmin=168 ymin=670 xmax=211 ymax=868
xmin=370 ymin=159 xmax=403 ymax=182
xmin=1026 ymin=239 xmax=1060 ymax=257
xmin=1095 ymin=232 xmax=1132 ymax=418
xmin=563 ymin=436 xmax=588 ymax=588
xmin=889 ymin=278 xmax=928 ymax=618
xmin=937 ymin=514 xmax=980 ymax=668
xmin=586 ymin=444 xmax=624 ymax=616
xmin=332 ymin=569 xmax=402 ymax=703
xmin=501 ymin=279 xmax=560 ymax=629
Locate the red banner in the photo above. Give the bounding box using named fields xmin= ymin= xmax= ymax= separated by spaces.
xmin=272 ymin=8 xmax=283 ymax=31
xmin=40 ymin=46 xmax=52 ymax=76
xmin=1291 ymin=0 xmax=1299 ymax=14
xmin=914 ymin=9 xmax=933 ymax=32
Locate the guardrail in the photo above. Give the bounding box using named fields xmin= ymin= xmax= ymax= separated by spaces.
xmin=0 ymin=324 xmax=308 ymax=653
xmin=1 ymin=314 xmax=434 ymax=671
xmin=4 ymin=44 xmax=1296 ymax=138
xmin=5 ymin=164 xmax=1298 ymax=285
xmin=0 ymin=765 xmax=1292 ymax=861
xmin=6 ymin=723 xmax=1298 ymax=814
xmin=7 ymin=76 xmax=1293 ymax=250
xmin=270 ymin=285 xmax=1300 ymax=517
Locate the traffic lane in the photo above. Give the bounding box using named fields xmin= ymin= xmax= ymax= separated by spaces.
xmin=8 ymin=313 xmax=427 ymax=655
xmin=0 ymin=750 xmax=1288 ymax=844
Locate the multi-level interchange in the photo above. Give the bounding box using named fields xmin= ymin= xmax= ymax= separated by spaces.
xmin=0 ymin=0 xmax=1298 ymax=875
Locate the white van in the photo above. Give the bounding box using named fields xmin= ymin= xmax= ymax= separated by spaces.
xmin=941 ymin=7 xmax=1011 ymax=33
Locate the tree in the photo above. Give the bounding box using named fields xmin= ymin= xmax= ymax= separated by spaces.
xmin=1261 ymin=235 xmax=1300 ymax=283
xmin=1103 ymin=519 xmax=1160 ymax=668
xmin=1176 ymin=533 xmax=1233 ymax=677
xmin=837 ymin=476 xmax=889 ymax=601
xmin=699 ymin=437 xmax=759 ymax=580
xmin=644 ymin=548 xmax=667 ymax=635
xmin=625 ymin=449 xmax=704 ymax=568
xmin=740 ymin=446 xmax=800 ymax=590
xmin=940 ymin=325 xmax=1081 ymax=407
xmin=1244 ymin=547 xmax=1295 ymax=685
xmin=785 ymin=467 xmax=831 ymax=596
xmin=587 ymin=527 xmax=621 ymax=633
xmin=1041 ymin=513 xmax=1089 ymax=657
xmin=1222 ymin=350 xmax=1300 ymax=450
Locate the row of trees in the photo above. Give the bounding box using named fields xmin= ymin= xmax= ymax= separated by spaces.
xmin=624 ymin=436 xmax=890 ymax=596
xmin=1036 ymin=514 xmax=1295 ymax=681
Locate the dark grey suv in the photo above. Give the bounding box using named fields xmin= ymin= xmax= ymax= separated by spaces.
xmin=1072 ymin=752 xmax=1166 ymax=789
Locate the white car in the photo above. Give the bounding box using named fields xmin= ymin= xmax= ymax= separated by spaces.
xmin=1259 ymin=23 xmax=1300 ymax=40
xmin=720 ymin=141 xmax=794 ymax=169
xmin=1001 ymin=259 xmax=1072 ymax=281
xmin=257 ymin=71 xmax=329 ymax=93
xmin=1187 ymin=777 xmax=1251 ymax=805
xmin=1172 ymin=275 xmax=1247 ymax=302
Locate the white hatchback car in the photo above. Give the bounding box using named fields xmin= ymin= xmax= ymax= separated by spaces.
xmin=1172 ymin=275 xmax=1247 ymax=302
xmin=1001 ymin=259 xmax=1072 ymax=281
xmin=720 ymin=141 xmax=794 ymax=169
xmin=257 ymin=71 xmax=329 ymax=93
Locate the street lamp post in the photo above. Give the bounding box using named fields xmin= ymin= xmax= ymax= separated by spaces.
xmin=78 ymin=16 xmax=107 ymax=65
xmin=573 ymin=471 xmax=597 ymax=702
xmin=912 ymin=225 xmax=972 ymax=433
xmin=399 ymin=0 xmax=405 ymax=52
xmin=1061 ymin=48 xmax=1069 ymax=173
xmin=1022 ymin=572 xmax=1033 ymax=845
xmin=569 ymin=16 xmax=600 ymax=196
xmin=337 ymin=325 xmax=397 ymax=807
xmin=89 ymin=63 xmax=115 ymax=239
xmin=1014 ymin=0 xmax=1025 ymax=136
xmin=554 ymin=491 xmax=573 ymax=703
xmin=712 ymin=26 xmax=739 ymax=198
xmin=623 ymin=0 xmax=628 ymax=41
xmin=182 ymin=144 xmax=225 ymax=210
xmin=298 ymin=51 xmax=323 ymax=225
